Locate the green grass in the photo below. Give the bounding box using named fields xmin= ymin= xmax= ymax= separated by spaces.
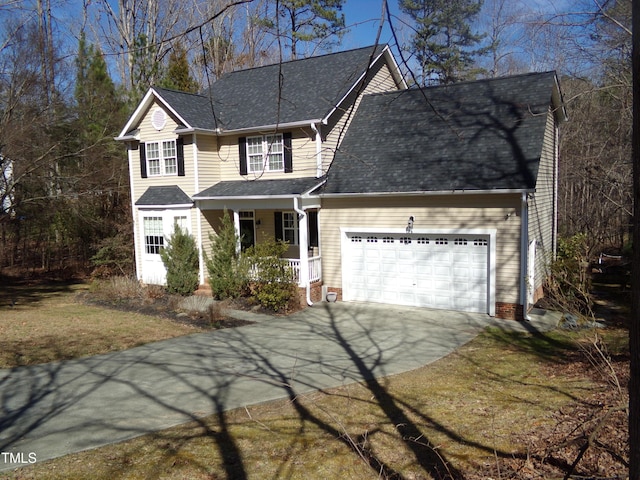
xmin=0 ymin=282 xmax=207 ymax=368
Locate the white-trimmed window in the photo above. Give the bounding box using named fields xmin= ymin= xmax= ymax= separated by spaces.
xmin=146 ymin=140 xmax=177 ymax=176
xmin=173 ymin=215 xmax=188 ymax=232
xmin=246 ymin=134 xmax=284 ymax=173
xmin=143 ymin=216 xmax=164 ymax=254
xmin=282 ymin=211 xmax=298 ymax=245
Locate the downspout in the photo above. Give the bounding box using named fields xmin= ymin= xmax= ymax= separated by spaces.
xmin=193 ymin=134 xmax=206 ymax=285
xmin=553 ymin=124 xmax=559 ymax=259
xmin=294 ymin=197 xmax=313 ymax=306
xmin=520 ymin=192 xmax=531 ymax=321
xmin=311 ymin=122 xmax=322 ymax=178
xmin=128 ymin=143 xmax=140 ymax=282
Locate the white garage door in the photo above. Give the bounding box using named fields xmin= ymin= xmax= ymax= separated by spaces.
xmin=344 ymin=232 xmax=489 ymax=313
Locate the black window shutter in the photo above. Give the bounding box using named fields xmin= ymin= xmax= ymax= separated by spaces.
xmin=283 ymin=132 xmax=292 ymax=173
xmin=139 ymin=142 xmax=147 ymax=178
xmin=176 ymin=137 xmax=185 ymax=176
xmin=274 ymin=211 xmax=283 ymax=242
xmin=239 ymin=137 xmax=248 ymax=175
xmin=308 ymin=211 xmax=319 ymax=248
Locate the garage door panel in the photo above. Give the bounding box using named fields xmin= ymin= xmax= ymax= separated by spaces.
xmin=345 ymin=232 xmax=489 ymax=314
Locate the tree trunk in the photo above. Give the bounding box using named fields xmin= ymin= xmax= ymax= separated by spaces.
xmin=630 ymin=0 xmax=640 ymax=477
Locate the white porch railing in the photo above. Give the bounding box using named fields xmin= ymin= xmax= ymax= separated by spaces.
xmin=248 ymin=256 xmax=321 ymax=286
xmin=286 ymin=256 xmax=322 ymax=285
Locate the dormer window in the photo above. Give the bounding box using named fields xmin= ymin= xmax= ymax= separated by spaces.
xmin=247 ymin=134 xmax=284 ymax=173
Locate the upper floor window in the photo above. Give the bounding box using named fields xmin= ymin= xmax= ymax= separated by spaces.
xmin=140 ymin=138 xmax=183 ymax=178
xmin=146 ymin=140 xmax=177 ymax=176
xmin=247 ymin=134 xmax=283 ymax=173
xmin=239 ymin=133 xmax=292 ymax=176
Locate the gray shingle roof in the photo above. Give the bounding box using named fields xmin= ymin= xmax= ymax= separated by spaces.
xmin=152 ymin=88 xmax=215 ymax=131
xmin=323 ymin=71 xmax=560 ymax=194
xmin=135 ymin=186 xmax=193 ymax=206
xmin=194 ymin=177 xmax=325 ymax=198
xmin=154 ymin=45 xmax=386 ymax=133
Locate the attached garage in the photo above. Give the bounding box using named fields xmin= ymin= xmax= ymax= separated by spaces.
xmin=341 ymin=229 xmax=496 ymax=315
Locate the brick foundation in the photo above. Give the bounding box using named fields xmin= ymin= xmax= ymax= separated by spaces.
xmin=495 ymin=302 xmax=525 ymax=321
xmin=297 ymin=281 xmax=324 ymax=305
xmin=325 ymin=287 xmax=342 ymax=302
xmin=195 ymin=283 xmax=212 ymax=296
xmin=532 ymin=285 xmax=545 ymax=304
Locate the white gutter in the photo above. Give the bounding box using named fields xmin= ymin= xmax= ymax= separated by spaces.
xmin=553 ymin=124 xmax=559 ymax=259
xmin=215 ymin=119 xmax=323 ymax=136
xmin=293 ymin=197 xmax=313 ymax=306
xmin=520 ymin=192 xmax=531 ymax=321
xmin=114 ymin=133 xmax=139 ymax=142
xmin=192 ymin=134 xmax=206 ymax=285
xmin=311 ymin=122 xmax=323 ymax=177
xmin=136 ymin=203 xmax=193 ymax=209
xmin=320 ymin=188 xmax=534 ymax=199
xmin=174 ymin=127 xmax=220 ymax=135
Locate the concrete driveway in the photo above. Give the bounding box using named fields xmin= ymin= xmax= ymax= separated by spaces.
xmin=0 ymin=302 xmax=557 ymax=471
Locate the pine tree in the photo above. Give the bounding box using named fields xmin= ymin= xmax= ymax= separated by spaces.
xmin=265 ymin=0 xmax=346 ymax=59
xmin=205 ymin=210 xmax=247 ymax=299
xmin=159 ymin=42 xmax=199 ymax=93
xmin=400 ymin=0 xmax=486 ymax=85
xmin=161 ymin=223 xmax=200 ymax=296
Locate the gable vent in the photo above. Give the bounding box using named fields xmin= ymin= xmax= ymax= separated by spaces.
xmin=151 ymin=108 xmax=167 ymax=131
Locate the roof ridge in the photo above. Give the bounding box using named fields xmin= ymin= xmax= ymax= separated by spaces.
xmin=217 ymin=44 xmax=382 ymax=77
xmin=153 ymin=86 xmax=209 ymax=98
xmin=359 ymin=71 xmax=557 ymax=100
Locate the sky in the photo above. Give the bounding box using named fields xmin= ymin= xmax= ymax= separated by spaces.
xmin=340 ymin=0 xmax=401 ymax=49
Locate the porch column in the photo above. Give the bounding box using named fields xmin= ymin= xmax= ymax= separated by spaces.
xmin=232 ymin=209 xmax=241 ymax=255
xmin=294 ymin=198 xmax=309 ymax=287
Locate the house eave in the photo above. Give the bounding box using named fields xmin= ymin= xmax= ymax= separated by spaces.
xmin=319 ymin=188 xmax=534 ymax=198
xmin=174 ymin=127 xmax=220 ymax=135
xmin=114 ymin=134 xmax=139 ymax=142
xmin=136 ymin=203 xmax=194 ymax=209
xmin=215 ymin=119 xmax=324 ymax=136
xmin=117 ymin=87 xmax=195 ymax=139
xmin=194 ymin=178 xmax=326 ymax=201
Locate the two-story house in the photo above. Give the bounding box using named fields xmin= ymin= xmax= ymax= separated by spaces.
xmin=116 ymin=44 xmax=566 ymax=320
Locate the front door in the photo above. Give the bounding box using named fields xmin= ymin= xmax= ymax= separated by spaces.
xmin=239 ymin=211 xmax=255 ymax=251
xmin=141 ymin=214 xmax=167 ymax=284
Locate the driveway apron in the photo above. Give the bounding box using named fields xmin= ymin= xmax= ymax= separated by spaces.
xmin=0 ymin=302 xmax=508 ymax=471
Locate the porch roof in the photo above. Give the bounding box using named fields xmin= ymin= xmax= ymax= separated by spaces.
xmin=135 ymin=186 xmax=193 ymax=206
xmin=193 ymin=177 xmax=325 ymax=200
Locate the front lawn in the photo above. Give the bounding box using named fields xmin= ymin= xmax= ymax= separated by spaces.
xmin=0 ymin=280 xmax=218 ymax=368
xmin=0 ymin=279 xmax=629 ymax=478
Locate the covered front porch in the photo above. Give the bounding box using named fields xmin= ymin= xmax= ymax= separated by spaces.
xmin=193 ymin=177 xmax=325 ymax=289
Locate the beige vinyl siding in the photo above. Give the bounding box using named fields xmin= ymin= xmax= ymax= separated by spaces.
xmin=199 ymin=209 xmax=224 ymax=270
xmin=528 ymin=109 xmax=557 ymax=292
xmin=320 ymin=194 xmax=523 ymax=304
xmin=322 ymin=62 xmax=401 ymax=173
xmin=217 ymin=127 xmax=319 ymax=181
xmin=130 ymin=101 xmax=197 ymax=196
xmin=194 ymin=134 xmax=220 ymax=192
xmin=130 ymin=102 xmax=201 ymax=282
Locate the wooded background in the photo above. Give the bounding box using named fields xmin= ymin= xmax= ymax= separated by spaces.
xmin=0 ymin=0 xmax=632 ymax=277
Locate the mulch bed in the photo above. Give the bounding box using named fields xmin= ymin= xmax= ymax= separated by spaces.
xmin=77 ymin=292 xmax=258 ymax=330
